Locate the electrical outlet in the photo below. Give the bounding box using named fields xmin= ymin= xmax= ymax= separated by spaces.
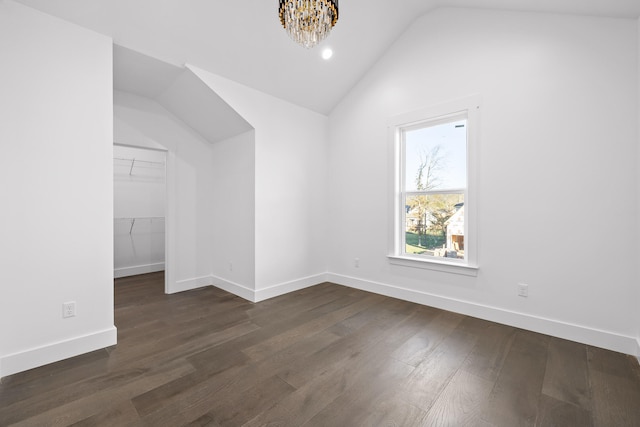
xmin=63 ymin=301 xmax=76 ymax=318
xmin=229 ymin=262 xmax=233 ymax=271
xmin=355 ymin=258 xmax=360 ymax=268
xmin=517 ymin=283 xmax=529 ymax=298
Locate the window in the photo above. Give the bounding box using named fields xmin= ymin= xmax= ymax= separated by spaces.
xmin=388 ymin=97 xmax=479 ymax=275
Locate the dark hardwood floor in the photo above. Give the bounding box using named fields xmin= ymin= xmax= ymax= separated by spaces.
xmin=2 ymin=272 xmax=640 ymax=426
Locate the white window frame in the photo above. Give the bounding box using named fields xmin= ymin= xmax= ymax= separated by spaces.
xmin=388 ymin=96 xmax=480 ymax=276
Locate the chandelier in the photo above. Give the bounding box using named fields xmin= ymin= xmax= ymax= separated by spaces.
xmin=278 ymin=0 xmax=339 ymax=49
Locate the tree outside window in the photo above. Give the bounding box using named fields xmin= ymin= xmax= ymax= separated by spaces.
xmin=402 ymin=117 xmax=467 ymax=260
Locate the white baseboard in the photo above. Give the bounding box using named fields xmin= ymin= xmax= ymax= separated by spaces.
xmin=138 ymin=269 xmax=640 ymax=358
xmin=254 ymin=273 xmax=329 ymax=302
xmin=0 ymin=326 xmax=117 ymax=379
xmin=114 ymin=262 xmax=165 ymax=278
xmin=210 ymin=275 xmax=255 ymax=302
xmin=168 ymin=276 xmax=213 ymax=294
xmin=209 ymin=273 xmax=329 ymax=303
xmin=327 ymin=273 xmax=639 ymax=357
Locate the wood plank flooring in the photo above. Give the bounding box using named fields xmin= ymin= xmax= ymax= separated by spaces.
xmin=2 ymin=271 xmax=640 ymax=426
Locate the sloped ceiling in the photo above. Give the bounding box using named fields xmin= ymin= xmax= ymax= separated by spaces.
xmin=114 ymin=45 xmax=253 ymax=144
xmin=16 ymin=0 xmax=640 ymax=115
xmin=113 ymin=43 xmax=183 ymax=99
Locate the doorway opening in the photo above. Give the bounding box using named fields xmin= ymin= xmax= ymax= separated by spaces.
xmin=113 ymin=144 xmax=167 ymax=287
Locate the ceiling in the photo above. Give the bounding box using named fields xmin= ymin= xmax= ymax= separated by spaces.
xmin=15 ymin=0 xmax=640 ymax=115
xmin=112 ymin=45 xmax=253 ymax=144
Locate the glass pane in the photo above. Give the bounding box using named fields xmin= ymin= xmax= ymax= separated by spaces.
xmin=404 ymin=193 xmax=465 ymax=259
xmin=404 ymin=118 xmax=467 ymax=191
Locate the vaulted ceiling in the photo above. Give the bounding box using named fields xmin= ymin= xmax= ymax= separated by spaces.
xmin=15 ymin=0 xmax=640 ymax=114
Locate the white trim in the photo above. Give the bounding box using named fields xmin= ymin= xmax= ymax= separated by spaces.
xmin=114 ymin=262 xmax=165 ymax=278
xmin=165 ymin=149 xmax=176 ymax=294
xmin=210 ymin=275 xmax=255 ymax=302
xmin=388 ymin=96 xmax=481 ymax=128
xmin=169 ymin=276 xmax=212 ymax=294
xmin=254 ymin=274 xmax=329 ymax=302
xmin=0 ymin=327 xmax=117 ymax=379
xmin=636 ymin=337 xmax=640 ymax=362
xmin=388 ymin=95 xmax=481 ymax=272
xmin=388 ymin=255 xmax=478 ymax=276
xmin=327 ymin=273 xmax=638 ymax=356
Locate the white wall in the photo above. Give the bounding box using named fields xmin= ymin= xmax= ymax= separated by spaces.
xmin=637 ymin=16 xmax=640 ymax=359
xmin=113 ymin=145 xmax=166 ymax=278
xmin=114 ymin=91 xmax=215 ymax=293
xmin=328 ymin=8 xmax=639 ymax=355
xmin=3 ymin=4 xmax=638 ymax=381
xmin=210 ymin=130 xmax=256 ymax=297
xmin=0 ymin=1 xmax=115 ymax=377
xmin=188 ymin=67 xmax=329 ymax=300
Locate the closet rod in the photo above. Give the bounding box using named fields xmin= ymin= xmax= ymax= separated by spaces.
xmin=114 ymin=216 xmax=165 ymax=220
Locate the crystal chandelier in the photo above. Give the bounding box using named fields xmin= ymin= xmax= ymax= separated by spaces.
xmin=278 ymin=0 xmax=339 ymax=49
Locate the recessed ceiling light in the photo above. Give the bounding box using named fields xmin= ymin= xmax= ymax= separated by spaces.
xmin=322 ymin=48 xmax=333 ymax=60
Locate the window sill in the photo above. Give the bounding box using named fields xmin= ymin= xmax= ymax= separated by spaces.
xmin=388 ymin=255 xmax=478 ymax=277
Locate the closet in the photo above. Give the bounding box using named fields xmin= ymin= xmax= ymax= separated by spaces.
xmin=113 ymin=145 xmax=166 ymax=278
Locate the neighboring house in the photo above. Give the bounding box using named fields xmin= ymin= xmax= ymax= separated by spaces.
xmin=446 ymin=205 xmax=464 ymax=254
xmin=405 ymin=205 xmax=434 ymax=233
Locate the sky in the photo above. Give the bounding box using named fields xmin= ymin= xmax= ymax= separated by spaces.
xmin=404 ymin=118 xmax=467 ymax=191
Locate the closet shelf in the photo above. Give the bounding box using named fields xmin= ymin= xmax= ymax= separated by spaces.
xmin=114 ymin=157 xmax=165 ymax=175
xmin=114 ymin=217 xmax=165 ymax=234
